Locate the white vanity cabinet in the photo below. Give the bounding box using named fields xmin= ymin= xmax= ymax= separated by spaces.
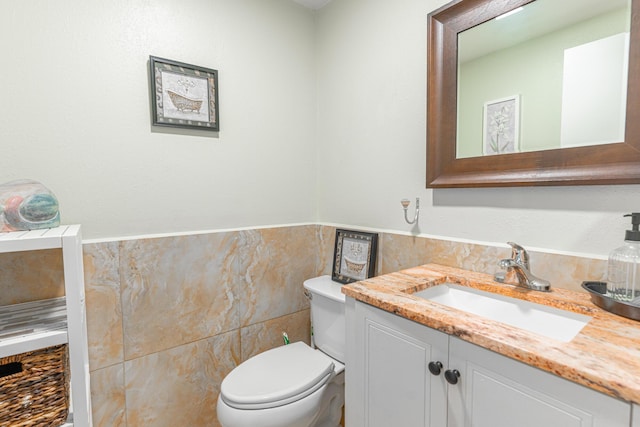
xmin=0 ymin=225 xmax=92 ymax=427
xmin=345 ymin=296 xmax=449 ymax=426
xmin=346 ymin=298 xmax=631 ymax=427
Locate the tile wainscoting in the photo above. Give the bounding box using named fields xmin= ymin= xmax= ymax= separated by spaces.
xmin=0 ymin=225 xmax=607 ymax=426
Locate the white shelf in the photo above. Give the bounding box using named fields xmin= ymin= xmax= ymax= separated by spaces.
xmin=0 ymin=225 xmax=92 ymax=427
xmin=0 ymin=297 xmax=68 ymax=359
xmin=0 ymin=225 xmax=74 ymax=253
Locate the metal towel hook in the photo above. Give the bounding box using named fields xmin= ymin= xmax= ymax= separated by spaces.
xmin=400 ymin=197 xmax=420 ymax=225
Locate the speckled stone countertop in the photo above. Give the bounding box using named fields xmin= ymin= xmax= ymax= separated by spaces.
xmin=342 ymin=263 xmax=640 ymax=404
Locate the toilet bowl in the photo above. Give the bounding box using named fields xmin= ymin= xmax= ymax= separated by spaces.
xmin=217 ymin=342 xmax=344 ymax=427
xmin=217 ymin=276 xmax=346 ymax=427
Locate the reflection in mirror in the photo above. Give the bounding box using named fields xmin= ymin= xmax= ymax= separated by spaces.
xmin=456 ymin=0 xmax=631 ymax=159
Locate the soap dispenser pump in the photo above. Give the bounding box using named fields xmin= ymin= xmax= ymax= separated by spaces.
xmin=607 ymin=213 xmax=640 ymax=302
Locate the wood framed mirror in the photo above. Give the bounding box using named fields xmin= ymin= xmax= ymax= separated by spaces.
xmin=427 ymin=0 xmax=640 ymax=187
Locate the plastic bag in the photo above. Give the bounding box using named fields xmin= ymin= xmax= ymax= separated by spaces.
xmin=0 ymin=179 xmax=60 ymax=231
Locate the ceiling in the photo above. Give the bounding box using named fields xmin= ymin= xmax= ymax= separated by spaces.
xmin=294 ymin=0 xmax=332 ymax=10
xmin=459 ymin=0 xmax=630 ymax=63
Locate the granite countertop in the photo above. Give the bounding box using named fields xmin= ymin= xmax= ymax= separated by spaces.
xmin=341 ymin=263 xmax=640 ymax=404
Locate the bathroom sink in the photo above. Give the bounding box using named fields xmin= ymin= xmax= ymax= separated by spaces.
xmin=413 ymin=284 xmax=591 ymax=342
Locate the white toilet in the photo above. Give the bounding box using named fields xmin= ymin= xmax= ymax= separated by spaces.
xmin=217 ymin=276 xmax=346 ymax=427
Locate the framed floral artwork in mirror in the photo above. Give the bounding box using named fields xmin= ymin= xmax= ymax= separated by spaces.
xmin=483 ymin=95 xmax=520 ymax=155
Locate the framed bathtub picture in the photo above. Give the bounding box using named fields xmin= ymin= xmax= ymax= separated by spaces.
xmin=149 ymin=56 xmax=219 ymax=131
xmin=332 ymin=229 xmax=378 ymax=284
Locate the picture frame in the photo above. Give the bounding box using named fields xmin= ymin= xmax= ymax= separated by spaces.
xmin=482 ymin=95 xmax=519 ymax=155
xmin=332 ymin=229 xmax=378 ymax=284
xmin=149 ymin=56 xmax=219 ymax=131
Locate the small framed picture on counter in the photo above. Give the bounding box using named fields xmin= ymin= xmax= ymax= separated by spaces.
xmin=332 ymin=229 xmax=378 ymax=284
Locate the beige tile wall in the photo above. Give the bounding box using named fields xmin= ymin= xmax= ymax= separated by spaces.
xmin=377 ymin=232 xmax=607 ymax=292
xmin=0 ymin=224 xmax=608 ymax=426
xmin=84 ymin=225 xmax=320 ymax=426
xmin=0 ymin=249 xmax=65 ymax=305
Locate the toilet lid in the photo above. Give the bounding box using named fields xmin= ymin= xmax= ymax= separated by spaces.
xmin=220 ymin=342 xmax=335 ymax=410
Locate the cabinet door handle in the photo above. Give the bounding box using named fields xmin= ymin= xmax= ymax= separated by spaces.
xmin=445 ymin=369 xmax=460 ymax=385
xmin=428 ymin=361 xmax=443 ymax=376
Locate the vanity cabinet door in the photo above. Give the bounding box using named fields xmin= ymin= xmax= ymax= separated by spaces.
xmin=346 ymin=300 xmax=448 ymax=427
xmin=447 ymin=337 xmax=631 ymax=427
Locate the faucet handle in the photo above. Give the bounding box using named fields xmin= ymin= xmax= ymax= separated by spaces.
xmin=507 ymin=242 xmax=529 ymax=269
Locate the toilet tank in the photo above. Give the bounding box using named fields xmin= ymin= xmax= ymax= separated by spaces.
xmin=303 ymin=276 xmax=346 ymax=363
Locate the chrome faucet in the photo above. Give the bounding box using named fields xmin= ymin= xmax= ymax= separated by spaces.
xmin=495 ymin=242 xmax=551 ymax=292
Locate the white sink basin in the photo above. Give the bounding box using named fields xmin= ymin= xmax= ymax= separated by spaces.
xmin=413 ymin=284 xmax=591 ymax=342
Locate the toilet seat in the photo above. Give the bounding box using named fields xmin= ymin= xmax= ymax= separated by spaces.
xmin=220 ymin=342 xmax=335 ymax=410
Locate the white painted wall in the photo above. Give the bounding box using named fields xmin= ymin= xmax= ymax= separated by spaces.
xmin=0 ymin=0 xmax=317 ymax=239
xmin=561 ymin=33 xmax=629 ymax=148
xmin=2 ymin=0 xmax=639 ymax=258
xmin=315 ymin=0 xmax=640 ymax=257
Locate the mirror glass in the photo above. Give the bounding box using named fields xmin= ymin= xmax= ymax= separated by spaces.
xmin=456 ymin=0 xmax=631 ymax=159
